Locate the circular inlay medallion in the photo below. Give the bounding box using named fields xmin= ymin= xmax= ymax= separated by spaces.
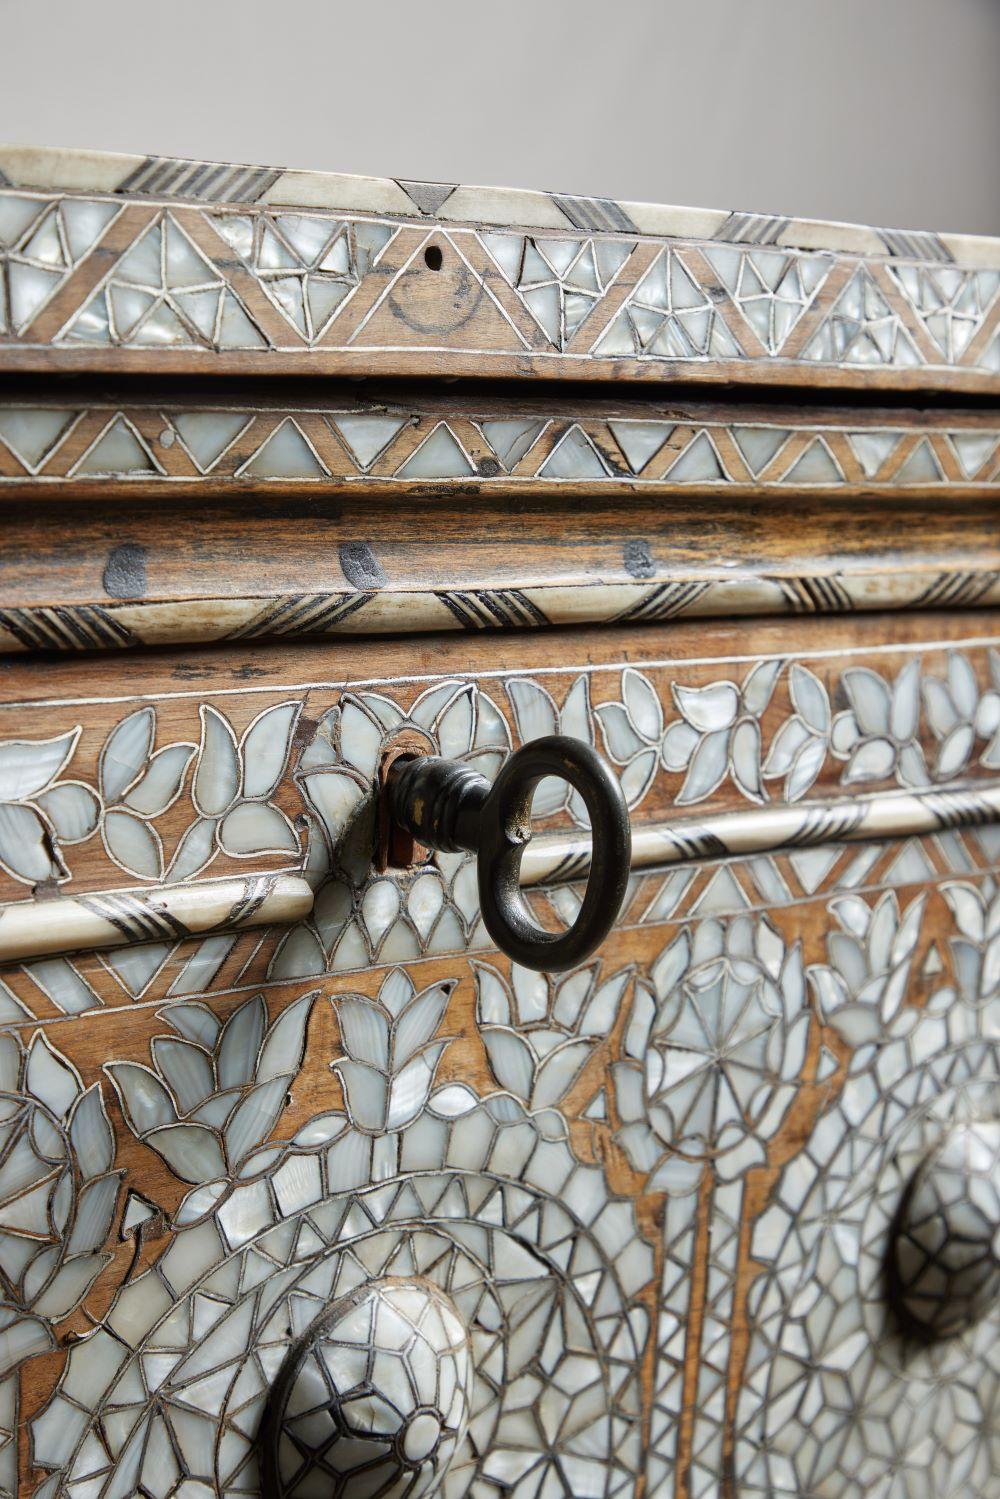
xmin=262 ymin=1276 xmax=473 ymax=1497
xmin=893 ymin=1120 xmax=1000 ymax=1339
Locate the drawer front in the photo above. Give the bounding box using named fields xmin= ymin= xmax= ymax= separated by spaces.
xmin=1 ymin=615 xmax=1000 ymax=1497
xmin=2 ymin=169 xmax=1000 ymax=400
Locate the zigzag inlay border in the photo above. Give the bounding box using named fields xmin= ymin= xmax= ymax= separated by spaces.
xmin=0 ymin=175 xmax=998 ymax=387
xmin=1 ymin=402 xmax=997 ymax=487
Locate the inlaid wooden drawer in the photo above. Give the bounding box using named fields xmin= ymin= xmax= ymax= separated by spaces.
xmin=0 ymin=618 xmax=996 ymax=1496
xmin=1 ymin=144 xmax=999 ymax=1499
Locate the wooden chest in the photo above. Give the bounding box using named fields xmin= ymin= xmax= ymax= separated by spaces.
xmin=0 ymin=144 xmax=999 ymax=1498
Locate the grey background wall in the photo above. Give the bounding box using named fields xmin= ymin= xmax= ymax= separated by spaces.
xmin=2 ymin=0 xmax=998 ymax=235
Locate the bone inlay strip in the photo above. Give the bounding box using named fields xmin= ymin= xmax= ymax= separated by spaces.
xmin=0 ymin=873 xmax=313 ymax=962
xmin=2 ymin=571 xmax=999 ymax=655
xmin=521 ymin=782 xmax=1000 ymax=886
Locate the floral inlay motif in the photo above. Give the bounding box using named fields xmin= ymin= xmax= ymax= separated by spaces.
xmin=829 ymin=658 xmax=927 ymax=787
xmin=4 ymin=647 xmax=1000 ymax=917
xmin=614 ymin=916 xmax=809 ymax=1191
xmin=761 ymin=663 xmax=833 ymax=800
xmin=597 ymin=648 xmax=1000 ymax=816
xmin=923 ymin=649 xmax=1000 ymax=778
xmin=940 ymin=880 xmax=1000 ymax=1009
xmin=176 ymin=701 xmax=302 ymax=881
xmin=106 ymin=991 xmax=315 ymax=1184
xmin=597 ymin=662 xmax=783 ymax=806
xmin=0 ymin=700 xmax=304 ymax=894
xmin=20 ymin=955 xmax=652 ymax=1499
xmin=331 ymin=969 xmax=455 ymax=1133
xmin=0 ymin=848 xmax=996 ymax=1495
xmin=0 ymin=1031 xmax=120 ymax=1378
xmin=0 ymin=729 xmax=96 ymax=886
xmin=505 ymin=674 xmax=595 ymax=821
xmin=474 ymin=958 xmax=630 ymax=1114
xmin=807 ymin=891 xmax=927 ymax=1045
xmin=97 ymin=707 xmax=196 ymax=882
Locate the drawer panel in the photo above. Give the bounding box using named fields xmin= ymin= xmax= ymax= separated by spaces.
xmin=3 ymin=836 xmax=999 ymax=1497
xmin=0 ymin=614 xmax=998 ymax=1496
xmin=3 ymin=388 xmax=999 ymax=661
xmin=2 ymin=157 xmax=1000 ymax=399
xmin=1 ymin=612 xmax=1000 ymax=976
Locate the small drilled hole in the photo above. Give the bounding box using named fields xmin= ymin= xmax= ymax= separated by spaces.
xmin=424 ymin=245 xmax=443 ymax=271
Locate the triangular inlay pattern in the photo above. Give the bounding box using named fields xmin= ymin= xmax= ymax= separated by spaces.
xmin=664 ymin=430 xmax=725 ymax=483
xmin=705 ymin=244 xmax=832 ymax=352
xmin=396 ymin=423 xmax=474 ymax=479
xmin=76 ymin=417 xmax=159 ymax=476
xmin=783 ymin=437 xmax=844 ymax=484
xmin=803 ymin=268 xmax=922 ymax=368
xmin=894 ymin=438 xmax=944 ymax=484
xmin=241 ymin=419 xmax=327 ymax=479
xmin=539 ymin=425 xmax=608 ymax=479
xmin=595 ymin=249 xmax=741 ymax=360
xmin=0 ymin=408 xmax=79 ymax=470
xmin=172 ymin=412 xmax=252 ymax=472
xmin=333 ymin=414 xmax=408 ymax=470
xmin=479 ymin=419 xmax=546 ymax=470
xmin=609 ymin=421 xmax=673 ymax=474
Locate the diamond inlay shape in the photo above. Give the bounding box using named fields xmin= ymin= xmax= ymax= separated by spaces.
xmin=484 ymin=233 xmax=633 ymax=350
xmin=705 ymin=245 xmax=832 ymax=352
xmin=595 ymin=249 xmax=742 ymax=360
xmin=62 ymin=212 xmax=266 ymax=350
xmin=891 ymin=265 xmax=1000 ymax=362
xmin=803 ymin=267 xmax=922 ymax=367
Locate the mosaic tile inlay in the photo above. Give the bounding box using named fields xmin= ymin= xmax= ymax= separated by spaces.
xmin=26 ymin=973 xmax=652 ymax=1498
xmin=0 ymin=625 xmax=996 ymax=1492
xmin=2 ymin=167 xmax=999 ymax=388
xmin=0 ymin=850 xmax=993 ymax=1495
xmin=3 ymin=403 xmax=998 ymax=489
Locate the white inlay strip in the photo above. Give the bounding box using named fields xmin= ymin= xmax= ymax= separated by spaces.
xmin=521 ymin=782 xmax=1000 ymax=885
xmin=0 ymin=873 xmax=313 ymax=963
